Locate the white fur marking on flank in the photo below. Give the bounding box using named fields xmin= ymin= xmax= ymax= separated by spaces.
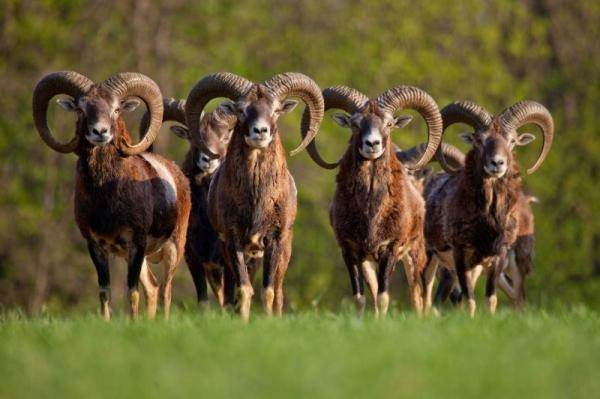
xmin=141 ymin=153 xmax=177 ymax=206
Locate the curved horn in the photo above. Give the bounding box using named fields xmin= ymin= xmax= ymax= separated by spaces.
xmin=436 ymin=101 xmax=493 ymax=173
xmin=396 ymin=142 xmax=466 ymax=170
xmin=376 ymin=86 xmax=443 ymax=169
xmin=102 ymin=73 xmax=163 ymax=156
xmin=300 ymin=85 xmax=369 ymax=169
xmin=32 ymin=71 xmax=94 ymax=153
xmin=441 ymin=100 xmax=492 ymax=132
xmin=185 ymin=72 xmax=253 ymax=142
xmin=139 ymin=98 xmax=186 ymax=141
xmin=262 ymin=72 xmax=325 ymax=157
xmin=497 ymin=101 xmax=554 ymax=174
xmin=162 ymin=98 xmax=187 ymax=124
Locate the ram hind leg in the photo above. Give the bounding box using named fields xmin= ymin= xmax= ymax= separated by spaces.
xmin=272 ymin=236 xmax=292 ymax=318
xmin=403 ymin=246 xmax=425 ymax=315
xmin=422 ymin=252 xmax=439 ymax=315
xmin=454 ymin=248 xmax=476 ymax=318
xmin=224 ymin=237 xmax=253 ymax=321
xmin=497 ymin=254 xmax=518 ymax=306
xmin=206 ymin=266 xmax=225 ymax=309
xmin=222 ymin=263 xmax=236 ymax=312
xmin=486 ymin=256 xmax=505 ymax=315
xmin=159 ymin=241 xmax=179 ymax=320
xmin=433 ymin=267 xmax=453 ymax=307
xmin=186 ymin=253 xmax=209 ymax=305
xmin=261 ymin=241 xmax=279 ymax=317
xmin=88 ymin=241 xmax=111 ymax=320
xmin=139 ymin=259 xmax=159 ymax=319
xmin=361 ymin=259 xmax=379 ymax=317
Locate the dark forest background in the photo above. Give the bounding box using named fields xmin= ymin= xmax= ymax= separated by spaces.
xmin=0 ymin=0 xmax=598 ymax=313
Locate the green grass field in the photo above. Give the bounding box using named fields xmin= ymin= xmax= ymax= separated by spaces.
xmin=1 ymin=308 xmax=598 ymax=399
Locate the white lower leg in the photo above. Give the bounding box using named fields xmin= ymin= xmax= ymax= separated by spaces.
xmin=377 ymin=292 xmax=390 ymax=316
xmin=262 ymin=286 xmax=275 ymax=316
xmin=139 ymin=260 xmax=158 ymax=319
xmin=361 ymin=260 xmax=379 ymax=316
xmin=238 ymin=284 xmax=254 ymax=322
xmin=99 ymin=286 xmax=111 ymax=321
xmin=353 ymin=294 xmax=366 ymax=315
xmin=128 ymin=288 xmax=140 ymax=320
xmin=487 ymin=294 xmax=498 ymax=315
xmin=468 ymin=298 xmax=476 ymax=318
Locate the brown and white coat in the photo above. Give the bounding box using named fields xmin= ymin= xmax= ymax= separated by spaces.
xmin=32 ymin=71 xmax=191 ymax=320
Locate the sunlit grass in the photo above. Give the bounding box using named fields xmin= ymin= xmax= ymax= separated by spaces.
xmin=0 ymin=308 xmax=598 ymax=399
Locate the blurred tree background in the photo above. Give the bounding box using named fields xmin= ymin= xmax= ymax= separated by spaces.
xmin=0 ymin=0 xmax=598 ymax=314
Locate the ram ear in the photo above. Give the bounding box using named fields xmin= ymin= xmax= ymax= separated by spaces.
xmin=277 ymin=99 xmax=298 ymax=114
xmin=515 ymin=133 xmax=536 ymax=146
xmin=171 ymin=125 xmax=190 ymax=140
xmin=459 ymin=132 xmax=475 ymax=144
xmin=220 ymin=100 xmax=245 ymax=117
xmin=332 ymin=113 xmax=351 ymax=128
xmin=215 ymin=101 xmax=234 ymax=118
xmin=394 ymin=115 xmax=413 ymax=129
xmin=121 ymin=98 xmax=141 ymax=112
xmin=57 ymin=98 xmax=77 ymax=112
xmin=412 ymin=166 xmax=433 ymax=181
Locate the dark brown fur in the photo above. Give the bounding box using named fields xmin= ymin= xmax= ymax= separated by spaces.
xmin=423 ymin=126 xmax=521 ymax=315
xmin=432 ymin=191 xmax=536 ymax=308
xmin=174 ymin=111 xmax=241 ymax=308
xmin=331 ymin=104 xmax=426 ymax=315
xmin=208 ymin=89 xmax=298 ymax=319
xmin=503 ymin=192 xmax=536 ymax=304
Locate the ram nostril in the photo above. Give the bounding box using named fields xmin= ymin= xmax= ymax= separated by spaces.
xmin=93 ymin=127 xmax=108 ymax=136
xmin=253 ymin=127 xmax=261 ymax=134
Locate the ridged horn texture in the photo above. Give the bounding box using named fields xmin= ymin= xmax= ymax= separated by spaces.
xmin=438 ymin=100 xmax=493 ymax=174
xmin=102 ymin=73 xmax=163 ymax=156
xmin=139 ymin=98 xmax=186 ymax=139
xmin=396 ymin=142 xmax=466 ymax=170
xmin=441 ymin=100 xmax=492 ymax=131
xmin=32 ymin=71 xmax=94 ymax=153
xmin=262 ymin=72 xmax=325 ymax=157
xmin=496 ymin=100 xmax=554 ymax=174
xmin=300 ymin=85 xmax=369 ymax=169
xmin=163 ymin=98 xmax=187 ymax=124
xmin=185 ymin=72 xmax=254 ymax=149
xmin=376 ymin=86 xmax=443 ymax=169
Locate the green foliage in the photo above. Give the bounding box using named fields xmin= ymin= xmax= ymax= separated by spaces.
xmin=0 ymin=0 xmax=598 ymax=312
xmin=0 ymin=310 xmax=599 ymax=398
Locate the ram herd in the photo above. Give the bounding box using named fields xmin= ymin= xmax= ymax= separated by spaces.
xmin=32 ymin=70 xmax=553 ymax=321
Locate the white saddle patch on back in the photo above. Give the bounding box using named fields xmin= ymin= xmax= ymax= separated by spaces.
xmin=141 ymin=153 xmax=177 ymax=206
